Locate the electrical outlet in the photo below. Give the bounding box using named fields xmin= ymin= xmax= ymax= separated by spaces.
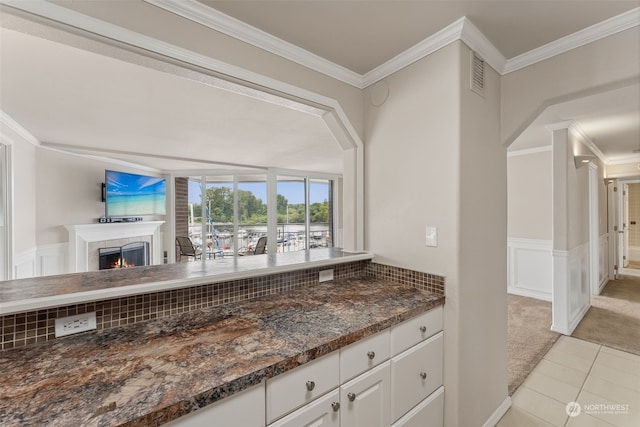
xmin=319 ymin=269 xmax=334 ymax=282
xmin=55 ymin=312 xmax=97 ymax=337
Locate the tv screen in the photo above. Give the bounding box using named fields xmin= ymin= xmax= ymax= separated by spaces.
xmin=105 ymin=170 xmax=166 ymax=217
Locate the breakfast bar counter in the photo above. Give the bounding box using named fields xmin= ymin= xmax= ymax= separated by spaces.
xmin=0 ymin=276 xmax=444 ymax=427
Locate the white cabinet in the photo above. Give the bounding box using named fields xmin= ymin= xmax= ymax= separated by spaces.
xmin=391 ymin=305 xmax=443 ymax=355
xmin=164 ymin=382 xmax=265 ymax=427
xmin=340 ymin=329 xmax=390 ymax=382
xmin=171 ymin=305 xmax=444 ymax=427
xmin=340 ymin=361 xmax=391 ymax=427
xmin=266 ymin=352 xmax=340 ymax=423
xmin=269 ymin=389 xmax=341 ymax=427
xmin=391 ymin=331 xmax=443 ymax=422
xmin=392 ymin=386 xmax=444 ymax=427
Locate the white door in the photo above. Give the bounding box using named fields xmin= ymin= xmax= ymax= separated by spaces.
xmin=621 ymin=184 xmax=630 ymax=268
xmin=607 ymin=181 xmax=618 ymax=279
xmin=340 ymin=362 xmax=390 ymax=427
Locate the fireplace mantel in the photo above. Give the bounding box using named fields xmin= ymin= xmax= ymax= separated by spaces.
xmin=65 ymin=221 xmax=164 ymax=273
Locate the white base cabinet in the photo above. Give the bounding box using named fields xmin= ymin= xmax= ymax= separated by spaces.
xmin=340 ymin=361 xmax=391 ymax=427
xmin=168 ymin=306 xmax=443 ymax=427
xmin=392 ymin=386 xmax=444 ymax=427
xmin=269 ymin=389 xmax=341 ymax=427
xmin=164 ymin=382 xmax=265 ymax=427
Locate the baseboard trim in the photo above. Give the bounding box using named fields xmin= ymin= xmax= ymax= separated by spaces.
xmin=507 ymin=286 xmax=552 ymax=302
xmin=482 ymin=396 xmax=512 ymax=427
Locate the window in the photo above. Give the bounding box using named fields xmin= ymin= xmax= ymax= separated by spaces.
xmin=178 ymin=171 xmax=334 ymax=260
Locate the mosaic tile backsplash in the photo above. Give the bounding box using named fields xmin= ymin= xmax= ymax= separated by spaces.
xmin=1 ymin=261 xmax=444 ymax=350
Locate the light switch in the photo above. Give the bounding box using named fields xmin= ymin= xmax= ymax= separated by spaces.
xmin=425 ymin=226 xmax=438 ymax=247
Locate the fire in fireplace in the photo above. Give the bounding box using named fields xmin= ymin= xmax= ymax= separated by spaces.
xmin=99 ymin=241 xmax=150 ymax=270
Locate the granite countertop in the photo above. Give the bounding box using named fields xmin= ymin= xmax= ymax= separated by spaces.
xmin=0 ymin=276 xmax=444 ymax=427
xmin=0 ymin=248 xmax=373 ymax=315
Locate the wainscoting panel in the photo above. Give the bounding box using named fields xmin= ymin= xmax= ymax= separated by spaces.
xmin=37 ymin=243 xmax=68 ymax=277
xmin=552 ymin=243 xmax=590 ymax=335
xmin=598 ymin=234 xmax=609 ymax=293
xmin=13 ymin=247 xmax=36 ymax=279
xmin=507 ymin=238 xmax=553 ymax=301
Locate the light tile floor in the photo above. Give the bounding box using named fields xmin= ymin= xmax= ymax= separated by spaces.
xmin=497 ymin=336 xmax=640 ymax=427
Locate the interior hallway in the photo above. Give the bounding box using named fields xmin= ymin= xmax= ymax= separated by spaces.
xmin=501 ymin=275 xmax=640 ymax=426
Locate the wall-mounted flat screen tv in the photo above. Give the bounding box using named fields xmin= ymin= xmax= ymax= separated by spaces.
xmin=105 ymin=170 xmax=166 ymax=217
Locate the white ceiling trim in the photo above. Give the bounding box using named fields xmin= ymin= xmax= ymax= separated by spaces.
xmin=0 ymin=110 xmax=40 ymax=147
xmin=507 ymin=146 xmax=552 ymax=157
xmin=504 ymin=7 xmax=640 ymax=74
xmin=362 ymin=17 xmax=467 ymax=87
xmin=568 ymin=122 xmax=608 ymax=165
xmin=606 ymin=155 xmax=640 ymax=165
xmin=143 ymin=0 xmax=639 ymax=86
xmin=144 ymin=0 xmax=363 ymax=87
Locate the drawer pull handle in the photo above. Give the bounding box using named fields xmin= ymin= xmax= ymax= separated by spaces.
xmin=367 ymin=351 xmax=375 ymax=360
xmin=419 ymin=326 xmax=427 ymax=333
xmin=420 ymin=372 xmax=427 ymax=380
xmin=332 ymin=402 xmax=340 ymax=412
xmin=306 ymin=380 xmax=315 ymax=391
xmin=348 ymin=392 xmax=356 ymax=402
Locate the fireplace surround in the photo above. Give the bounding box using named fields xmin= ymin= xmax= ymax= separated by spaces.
xmin=65 ymin=221 xmax=164 ymax=272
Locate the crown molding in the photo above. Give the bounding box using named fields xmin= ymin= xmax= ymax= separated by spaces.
xmin=568 ymin=121 xmax=608 ymax=164
xmin=606 ymin=154 xmax=640 ymax=166
xmin=0 ymin=110 xmax=40 ymax=147
xmin=362 ymin=17 xmax=466 ymax=87
xmin=507 ymin=145 xmax=552 ymax=157
xmin=504 ymin=7 xmax=640 ymax=74
xmin=459 ymin=18 xmax=506 ymax=74
xmin=144 ymin=0 xmax=363 ymax=88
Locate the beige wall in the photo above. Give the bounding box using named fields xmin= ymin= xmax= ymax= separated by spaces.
xmin=502 ymin=27 xmax=640 ymax=147
xmin=457 ymin=43 xmax=507 ymax=426
xmin=35 ymin=148 xmax=166 ymax=246
xmin=508 ymin=150 xmax=553 ymax=240
xmin=364 ymin=41 xmax=507 ymax=427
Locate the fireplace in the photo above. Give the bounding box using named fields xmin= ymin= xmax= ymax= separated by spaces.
xmin=65 ymin=221 xmax=164 ymax=273
xmin=98 ymin=241 xmax=150 ymax=270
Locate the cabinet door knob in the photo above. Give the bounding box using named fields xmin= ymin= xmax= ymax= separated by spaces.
xmin=332 ymin=402 xmax=340 ymax=412
xmin=306 ymin=380 xmax=315 ymax=391
xmin=419 ymin=325 xmax=427 ymax=333
xmin=367 ymin=351 xmax=375 ymax=360
xmin=420 ymin=372 xmax=427 ymax=380
xmin=348 ymin=392 xmax=357 ymax=402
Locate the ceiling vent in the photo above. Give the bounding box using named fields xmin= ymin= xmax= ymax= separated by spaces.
xmin=470 ymin=51 xmax=485 ymax=97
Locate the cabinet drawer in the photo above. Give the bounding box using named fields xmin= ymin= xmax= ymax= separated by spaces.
xmin=391 ymin=331 xmax=443 ymax=422
xmin=165 ymin=382 xmax=265 ymax=427
xmin=268 ymin=388 xmax=340 ymax=427
xmin=266 ymin=352 xmax=340 ymax=423
xmin=391 ymin=386 xmax=444 ymax=427
xmin=391 ymin=306 xmax=443 ymax=355
xmin=340 ymin=329 xmax=390 ymax=382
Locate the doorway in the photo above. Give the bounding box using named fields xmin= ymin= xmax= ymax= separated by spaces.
xmin=616 ymin=180 xmax=640 ymax=276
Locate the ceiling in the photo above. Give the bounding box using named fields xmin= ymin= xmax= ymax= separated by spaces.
xmin=203 ymin=0 xmax=639 ymax=74
xmin=0 ymin=1 xmax=639 ymax=173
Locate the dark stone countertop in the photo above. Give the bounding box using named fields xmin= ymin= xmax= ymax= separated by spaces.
xmin=0 ymin=277 xmax=444 ymax=427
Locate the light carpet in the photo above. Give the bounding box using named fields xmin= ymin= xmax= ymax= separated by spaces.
xmin=572 ymin=274 xmax=640 ymax=356
xmin=507 ymin=294 xmax=560 ymax=395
